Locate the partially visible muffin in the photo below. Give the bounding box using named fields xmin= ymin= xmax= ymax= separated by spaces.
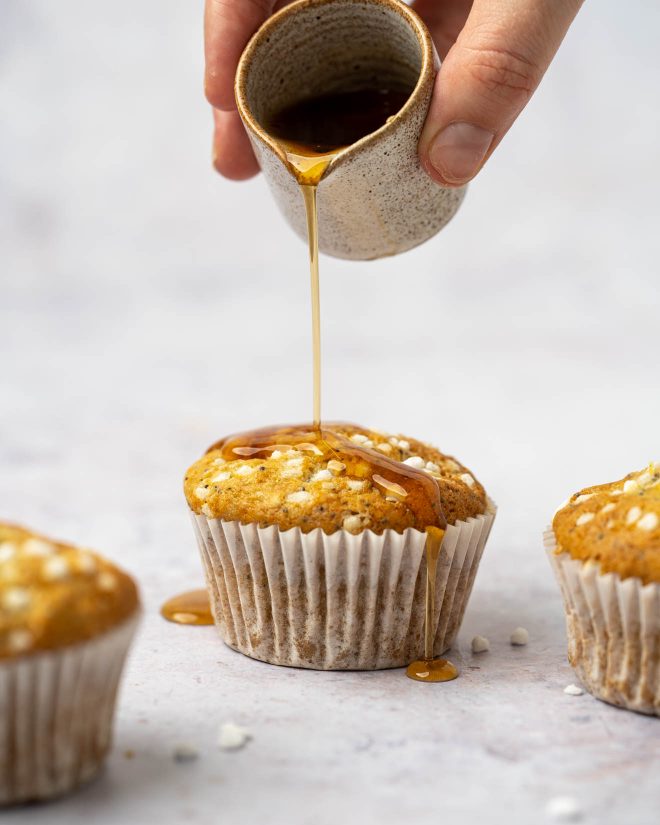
xmin=553 ymin=464 xmax=660 ymax=584
xmin=185 ymin=423 xmax=495 ymax=671
xmin=548 ymin=464 xmax=660 ymax=715
xmin=0 ymin=522 xmax=140 ymax=805
xmin=185 ymin=423 xmax=487 ymax=533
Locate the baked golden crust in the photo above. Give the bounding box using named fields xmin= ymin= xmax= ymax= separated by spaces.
xmin=0 ymin=522 xmax=139 ymax=659
xmin=553 ymin=465 xmax=660 ymax=585
xmin=184 ymin=423 xmax=488 ymax=533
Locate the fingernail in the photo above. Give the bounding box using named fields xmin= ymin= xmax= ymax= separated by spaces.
xmin=428 ymin=122 xmax=494 ymax=185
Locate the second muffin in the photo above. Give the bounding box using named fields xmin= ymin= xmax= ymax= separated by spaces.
xmin=547 ymin=464 xmax=660 ymax=715
xmin=185 ymin=423 xmax=495 ymax=670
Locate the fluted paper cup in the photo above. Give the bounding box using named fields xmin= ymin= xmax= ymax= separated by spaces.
xmin=545 ymin=528 xmax=660 ymax=716
xmin=0 ymin=614 xmax=139 ymax=805
xmin=191 ymin=505 xmax=495 ymax=670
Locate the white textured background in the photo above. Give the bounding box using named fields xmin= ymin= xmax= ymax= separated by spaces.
xmin=1 ymin=1 xmax=659 ymax=823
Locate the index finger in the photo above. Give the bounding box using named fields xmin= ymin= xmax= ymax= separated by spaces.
xmin=204 ymin=0 xmax=275 ymax=110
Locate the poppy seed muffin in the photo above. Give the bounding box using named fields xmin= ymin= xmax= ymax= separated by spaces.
xmin=547 ymin=464 xmax=660 ymax=715
xmin=0 ymin=522 xmax=140 ymax=804
xmin=185 ymin=423 xmax=495 ymax=671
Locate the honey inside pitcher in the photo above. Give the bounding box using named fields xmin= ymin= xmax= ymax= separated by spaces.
xmin=265 ymin=86 xmax=412 ymax=163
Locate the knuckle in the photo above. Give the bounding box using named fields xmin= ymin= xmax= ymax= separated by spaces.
xmin=463 ymin=37 xmax=542 ymax=105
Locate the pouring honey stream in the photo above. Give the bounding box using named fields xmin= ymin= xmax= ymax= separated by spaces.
xmin=163 ymin=87 xmax=459 ymax=682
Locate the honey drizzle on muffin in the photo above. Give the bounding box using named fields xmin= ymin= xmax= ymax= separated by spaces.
xmin=209 ymin=423 xmax=446 ymax=532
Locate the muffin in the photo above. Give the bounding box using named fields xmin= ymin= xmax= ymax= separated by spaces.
xmin=185 ymin=423 xmax=495 ymax=670
xmin=0 ymin=522 xmax=140 ymax=805
xmin=546 ymin=464 xmax=660 ymax=715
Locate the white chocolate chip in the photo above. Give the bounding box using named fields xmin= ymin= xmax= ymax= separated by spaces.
xmin=235 ymin=465 xmax=255 ymax=476
xmin=610 ymin=489 xmax=623 ymax=495
xmin=327 ymin=460 xmax=346 ymax=474
xmin=311 ymin=469 xmax=332 ymax=482
xmin=194 ymin=486 xmax=210 ymax=500
xmin=623 ymin=479 xmax=639 ymax=494
xmin=601 ymin=503 xmax=615 ymax=514
xmin=270 ymin=450 xmax=283 ymax=459
xmin=397 ymin=440 xmax=410 ymax=451
xmin=8 ymin=629 xmax=33 ymax=653
xmin=388 ymin=437 xmax=400 ymax=447
xmin=638 ymin=472 xmax=652 ymax=487
xmin=375 ymin=443 xmax=392 ymax=454
xmin=403 ymin=456 xmax=425 ymax=469
xmin=471 ymin=635 xmax=490 ymax=653
xmin=42 ymin=555 xmax=70 ymax=582
xmin=321 ymin=481 xmax=335 ymax=490
xmin=510 ymin=627 xmax=529 ymax=646
xmin=97 ymin=571 xmax=118 ymax=592
xmin=286 ymin=491 xmax=312 ymax=504
xmin=350 ymin=434 xmax=368 ymax=444
xmin=201 ymin=503 xmax=213 ymax=517
xmin=626 ymin=506 xmax=642 ymax=525
xmin=281 ymin=468 xmax=303 ymax=479
xmin=347 ymin=479 xmax=366 ymax=492
xmin=545 ymin=796 xmax=582 ymax=822
xmin=564 ymin=684 xmax=584 ymax=696
xmin=637 ymin=512 xmax=659 ymax=531
xmin=460 ymin=473 xmax=475 ymax=488
xmin=426 ymin=461 xmax=440 ymax=473
xmin=0 ymin=542 xmax=17 ymax=563
xmin=445 ymin=459 xmax=460 ymax=472
xmin=342 ymin=515 xmax=362 ymax=533
xmin=211 ymin=472 xmax=231 ymax=483
xmin=576 ymin=513 xmax=594 ymax=526
xmin=285 ymin=457 xmax=304 ymax=466
xmin=218 ymin=722 xmax=251 ymax=751
xmin=2 ymin=587 xmax=31 ymax=613
xmin=23 ymin=538 xmax=55 ymax=557
xmin=77 ymin=552 xmax=98 ymax=574
xmin=574 ymin=494 xmax=593 ymax=504
xmin=212 ymin=457 xmax=226 ymax=466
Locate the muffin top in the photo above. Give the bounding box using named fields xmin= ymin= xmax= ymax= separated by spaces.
xmin=0 ymin=522 xmax=139 ymax=659
xmin=184 ymin=422 xmax=488 ymax=534
xmin=553 ymin=465 xmax=660 ymax=585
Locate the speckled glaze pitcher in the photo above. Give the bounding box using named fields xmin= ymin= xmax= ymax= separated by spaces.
xmin=235 ymin=0 xmax=465 ymax=260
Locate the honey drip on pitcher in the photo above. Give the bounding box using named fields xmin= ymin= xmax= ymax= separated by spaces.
xmin=160 ymin=589 xmax=214 ymax=626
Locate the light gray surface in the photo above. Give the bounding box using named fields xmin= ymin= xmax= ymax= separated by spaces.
xmin=1 ymin=1 xmax=659 ymax=823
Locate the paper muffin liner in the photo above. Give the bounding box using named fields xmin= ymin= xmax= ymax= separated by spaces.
xmin=0 ymin=614 xmax=139 ymax=806
xmin=545 ymin=529 xmax=660 ymax=716
xmin=191 ymin=504 xmax=495 ymax=670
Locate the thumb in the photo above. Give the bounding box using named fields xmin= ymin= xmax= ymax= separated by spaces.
xmin=419 ymin=0 xmax=583 ymax=186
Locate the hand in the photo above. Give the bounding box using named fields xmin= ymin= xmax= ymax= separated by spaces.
xmin=205 ymin=0 xmax=583 ymax=184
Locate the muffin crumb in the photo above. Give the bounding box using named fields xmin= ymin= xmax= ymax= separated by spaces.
xmin=218 ymin=722 xmax=251 ymax=751
xmin=510 ymin=627 xmax=529 ymax=646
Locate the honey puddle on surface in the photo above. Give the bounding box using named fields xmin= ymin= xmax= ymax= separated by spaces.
xmin=163 ymin=88 xmax=459 ymax=682
xmin=160 ymin=589 xmax=213 ymax=626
